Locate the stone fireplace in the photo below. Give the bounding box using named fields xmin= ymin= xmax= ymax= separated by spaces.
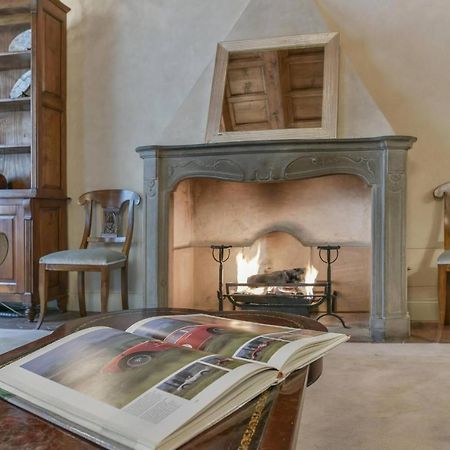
xmin=137 ymin=135 xmax=416 ymax=340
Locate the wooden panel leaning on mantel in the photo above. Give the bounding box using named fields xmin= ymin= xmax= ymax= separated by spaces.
xmin=0 ymin=0 xmax=69 ymax=319
xmin=206 ymin=32 xmax=339 ymax=143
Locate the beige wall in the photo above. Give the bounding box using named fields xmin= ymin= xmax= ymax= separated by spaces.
xmin=316 ymin=0 xmax=450 ymax=319
xmin=173 ymin=176 xmax=371 ymax=247
xmin=64 ymin=0 xmax=250 ymax=311
xmin=64 ymin=0 xmax=448 ymax=319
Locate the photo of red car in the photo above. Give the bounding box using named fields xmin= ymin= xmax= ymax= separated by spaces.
xmin=250 ymin=341 xmax=270 ymax=359
xmin=235 ymin=336 xmax=282 ymax=362
xmin=102 ymin=341 xmax=173 ymax=372
xmin=164 ymin=325 xmax=227 ymax=350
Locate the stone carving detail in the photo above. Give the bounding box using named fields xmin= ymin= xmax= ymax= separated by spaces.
xmin=145 ymin=178 xmax=157 ymax=197
xmin=168 ymin=158 xmax=245 ymax=183
xmin=387 ymin=171 xmax=404 ymax=193
xmin=249 ymin=165 xmax=284 ymax=181
xmin=285 ymin=154 xmax=378 ymax=184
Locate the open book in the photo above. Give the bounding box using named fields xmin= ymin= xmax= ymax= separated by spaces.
xmin=0 ymin=314 xmax=348 ymax=450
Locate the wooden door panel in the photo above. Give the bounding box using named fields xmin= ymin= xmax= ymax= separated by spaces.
xmin=42 ymin=10 xmax=62 ymax=97
xmin=0 ymin=215 xmax=15 ymax=280
xmin=0 ymin=204 xmax=26 ymax=293
xmin=36 ymin=0 xmax=67 ymax=196
xmin=39 ymin=106 xmax=62 ymax=190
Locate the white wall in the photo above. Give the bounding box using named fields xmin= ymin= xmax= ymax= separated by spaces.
xmin=64 ymin=0 xmax=449 ymax=319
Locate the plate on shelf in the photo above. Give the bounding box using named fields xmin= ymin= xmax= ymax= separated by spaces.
xmin=0 ymin=174 xmax=7 ymax=189
xmin=10 ymin=70 xmax=31 ymax=99
xmin=8 ymin=29 xmax=31 ymax=52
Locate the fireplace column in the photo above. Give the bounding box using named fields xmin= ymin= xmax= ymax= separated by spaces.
xmin=141 ymin=148 xmax=171 ymax=308
xmin=370 ymin=143 xmax=410 ymax=340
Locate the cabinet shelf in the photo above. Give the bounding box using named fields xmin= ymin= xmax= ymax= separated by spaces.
xmin=0 ymin=51 xmax=31 ymax=71
xmin=0 ymin=189 xmax=34 ymax=198
xmin=0 ymin=97 xmax=30 ymax=112
xmin=0 ymin=15 xmax=30 ymax=29
xmin=0 ymin=144 xmax=31 ymax=155
xmin=0 ymin=1 xmax=32 ymax=15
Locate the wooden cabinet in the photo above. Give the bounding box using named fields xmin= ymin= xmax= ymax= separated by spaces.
xmin=0 ymin=0 xmax=69 ymax=318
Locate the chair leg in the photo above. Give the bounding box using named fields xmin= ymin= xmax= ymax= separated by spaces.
xmin=77 ymin=272 xmax=87 ymax=317
xmin=121 ymin=265 xmax=128 ymax=310
xmin=57 ymin=295 xmax=68 ymax=313
xmin=100 ymin=268 xmax=110 ymax=313
xmin=438 ymin=264 xmax=449 ymax=325
xmin=36 ymin=264 xmax=49 ymax=330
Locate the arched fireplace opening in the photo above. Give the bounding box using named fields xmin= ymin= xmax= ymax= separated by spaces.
xmin=169 ymin=175 xmax=371 ymax=317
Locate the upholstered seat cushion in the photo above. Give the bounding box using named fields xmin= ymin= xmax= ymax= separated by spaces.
xmin=438 ymin=250 xmax=450 ymax=264
xmin=40 ymin=248 xmax=126 ymax=266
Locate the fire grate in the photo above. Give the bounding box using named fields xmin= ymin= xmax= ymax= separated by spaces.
xmin=225 ymin=282 xmax=329 ymax=308
xmin=211 ymin=244 xmax=350 ymax=328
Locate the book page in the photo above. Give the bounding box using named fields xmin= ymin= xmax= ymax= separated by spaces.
xmin=0 ymin=326 xmax=274 ymax=449
xmin=127 ymin=314 xmax=348 ymax=371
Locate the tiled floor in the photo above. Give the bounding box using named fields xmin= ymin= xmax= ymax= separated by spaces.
xmin=312 ymin=312 xmax=450 ymax=343
xmin=0 ymin=307 xmax=448 ymax=342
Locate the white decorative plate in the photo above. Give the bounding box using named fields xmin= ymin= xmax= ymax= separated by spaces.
xmin=8 ymin=29 xmax=31 ymax=52
xmin=10 ymin=70 xmax=31 ymax=99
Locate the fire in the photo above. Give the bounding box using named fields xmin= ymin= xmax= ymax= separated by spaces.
xmin=304 ymin=263 xmax=319 ymax=297
xmin=235 ymin=243 xmax=265 ymax=294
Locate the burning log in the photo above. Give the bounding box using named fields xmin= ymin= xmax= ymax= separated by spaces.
xmin=247 ymin=268 xmax=305 ymax=285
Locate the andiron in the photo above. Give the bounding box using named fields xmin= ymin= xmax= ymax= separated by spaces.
xmin=211 ymin=244 xmax=232 ymax=311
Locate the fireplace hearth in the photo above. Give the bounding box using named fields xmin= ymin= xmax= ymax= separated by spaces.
xmin=137 ymin=136 xmax=416 ymax=340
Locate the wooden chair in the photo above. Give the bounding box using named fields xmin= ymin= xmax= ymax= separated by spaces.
xmin=434 ymin=182 xmax=450 ymax=325
xmin=36 ymin=190 xmax=141 ymax=329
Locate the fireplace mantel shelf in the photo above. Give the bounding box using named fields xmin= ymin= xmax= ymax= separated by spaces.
xmin=137 ymin=135 xmax=416 ymax=155
xmin=136 ymin=135 xmax=417 ymax=341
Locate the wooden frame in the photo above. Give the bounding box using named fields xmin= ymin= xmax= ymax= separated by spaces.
xmin=205 ymin=33 xmax=339 ymax=143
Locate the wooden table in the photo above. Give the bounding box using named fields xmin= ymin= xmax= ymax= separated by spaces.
xmin=0 ymin=308 xmax=327 ymax=450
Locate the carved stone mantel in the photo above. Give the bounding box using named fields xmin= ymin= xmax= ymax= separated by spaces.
xmin=136 ymin=136 xmax=416 ymax=341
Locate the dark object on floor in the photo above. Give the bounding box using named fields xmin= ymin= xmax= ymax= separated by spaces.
xmin=36 ymin=190 xmax=141 ymax=329
xmin=0 ymin=302 xmax=25 ymax=318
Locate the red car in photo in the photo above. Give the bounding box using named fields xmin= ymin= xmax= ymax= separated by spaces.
xmin=102 ymin=341 xmax=173 ymax=372
xmin=164 ymin=325 xmax=227 ymax=350
xmin=250 ymin=341 xmax=270 ymax=360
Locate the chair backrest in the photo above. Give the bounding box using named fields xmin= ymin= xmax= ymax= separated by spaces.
xmin=434 ymin=182 xmax=450 ymax=250
xmin=78 ymin=189 xmax=141 ymax=256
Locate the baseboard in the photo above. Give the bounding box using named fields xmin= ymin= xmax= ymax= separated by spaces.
xmin=67 ymin=291 xmax=146 ymax=312
xmin=407 ymin=300 xmax=439 ymax=321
